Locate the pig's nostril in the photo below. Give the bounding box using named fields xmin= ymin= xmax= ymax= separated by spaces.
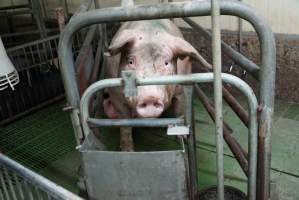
xmin=140 ymin=103 xmax=147 ymax=108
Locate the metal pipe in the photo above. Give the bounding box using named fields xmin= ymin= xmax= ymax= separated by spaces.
xmin=183 ymin=18 xmax=259 ymax=80
xmin=0 ymin=29 xmax=58 ymax=38
xmin=59 ymin=1 xmax=275 ymax=198
xmin=88 ymin=118 xmax=184 ymax=127
xmin=211 ymin=0 xmax=224 ymax=198
xmin=222 ymin=86 xmax=249 ymax=127
xmin=184 ymin=85 xmax=198 ymax=199
xmin=0 ymin=10 xmax=32 ymax=17
xmin=0 ymin=154 xmax=84 ymax=200
xmin=55 ymin=7 xmax=66 ymax=32
xmin=0 ymin=4 xmax=30 ymax=10
xmin=79 ymin=73 xmax=258 ymax=200
xmin=194 ymin=85 xmax=249 ymax=176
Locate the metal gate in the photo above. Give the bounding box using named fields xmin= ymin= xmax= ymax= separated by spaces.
xmin=58 ymin=1 xmax=276 ymax=200
xmin=0 ymin=153 xmax=83 ymax=200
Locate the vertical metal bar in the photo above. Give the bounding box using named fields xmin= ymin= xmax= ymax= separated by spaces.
xmin=23 ymin=181 xmax=34 ymax=200
xmin=55 ymin=7 xmax=66 ymax=32
xmin=0 ymin=168 xmax=11 ymax=200
xmin=48 ymin=40 xmax=54 ymax=61
xmin=184 ymin=85 xmax=197 ymax=199
xmin=238 ymin=0 xmax=243 ymax=53
xmin=211 ymin=0 xmax=224 ymax=199
xmin=34 ymin=186 xmax=44 ymax=200
xmin=36 ymin=43 xmax=43 ymax=67
xmin=0 ymin=187 xmax=5 ymax=200
xmin=3 ymin=168 xmax=18 ymax=200
xmin=29 ymin=46 xmax=36 ymax=65
xmin=13 ymin=173 xmax=24 ymax=200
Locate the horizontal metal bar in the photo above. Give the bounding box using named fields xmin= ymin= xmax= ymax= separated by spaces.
xmin=7 ymin=35 xmax=60 ymax=52
xmin=0 ymin=4 xmax=30 ymax=10
xmin=183 ymin=18 xmax=260 ymax=80
xmin=0 ymin=154 xmax=84 ymax=200
xmin=88 ymin=118 xmax=184 ymax=127
xmin=1 ymin=29 xmax=58 ymax=38
xmin=0 ymin=9 xmax=32 ymax=17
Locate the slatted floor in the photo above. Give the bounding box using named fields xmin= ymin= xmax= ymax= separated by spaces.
xmin=1 ymin=99 xmax=298 ymax=199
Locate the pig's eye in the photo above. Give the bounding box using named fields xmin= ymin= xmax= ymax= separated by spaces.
xmin=164 ymin=61 xmax=169 ymax=66
xmin=127 ymin=57 xmax=135 ymax=67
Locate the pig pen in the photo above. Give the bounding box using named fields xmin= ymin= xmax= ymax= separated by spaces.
xmin=0 ymin=0 xmax=298 ymax=200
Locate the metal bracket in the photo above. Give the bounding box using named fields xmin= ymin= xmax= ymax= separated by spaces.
xmin=167 ymin=125 xmax=190 ymax=136
xmin=122 ymin=70 xmax=137 ymax=98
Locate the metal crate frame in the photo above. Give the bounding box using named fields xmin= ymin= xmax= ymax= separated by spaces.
xmin=58 ymin=1 xmax=276 ymax=200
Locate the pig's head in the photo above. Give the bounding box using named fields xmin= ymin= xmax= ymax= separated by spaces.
xmin=108 ymin=29 xmax=202 ymax=118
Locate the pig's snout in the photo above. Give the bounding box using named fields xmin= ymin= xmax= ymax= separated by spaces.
xmin=136 ymin=96 xmax=164 ymax=118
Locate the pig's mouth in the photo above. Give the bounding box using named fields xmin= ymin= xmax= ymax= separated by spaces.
xmin=136 ymin=98 xmax=164 ymax=118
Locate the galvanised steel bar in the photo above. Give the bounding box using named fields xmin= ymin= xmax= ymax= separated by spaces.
xmin=184 ymin=85 xmax=198 ymax=199
xmin=88 ymin=118 xmax=184 ymax=127
xmin=0 ymin=154 xmax=84 ymax=200
xmin=59 ymin=1 xmax=275 ymax=198
xmin=183 ymin=18 xmax=259 ymax=80
xmin=222 ymin=86 xmax=249 ymax=127
xmin=211 ymin=0 xmax=224 ymax=199
xmin=79 ymin=73 xmax=258 ymax=200
xmin=194 ymin=85 xmax=249 ymax=176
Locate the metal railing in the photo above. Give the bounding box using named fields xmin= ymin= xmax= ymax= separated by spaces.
xmin=0 ymin=154 xmax=83 ymax=200
xmin=58 ymin=1 xmax=276 ymax=200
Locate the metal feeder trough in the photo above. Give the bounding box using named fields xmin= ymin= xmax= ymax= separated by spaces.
xmin=79 ymin=133 xmax=189 ymax=200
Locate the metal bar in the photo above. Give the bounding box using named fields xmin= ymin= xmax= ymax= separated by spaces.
xmin=194 ymin=85 xmax=249 ymax=176
xmin=31 ymin=0 xmax=47 ymax=38
xmin=0 ymin=4 xmax=30 ymax=10
xmin=56 ymin=7 xmax=66 ymax=32
xmin=73 ymin=0 xmax=93 ymax=16
xmin=13 ymin=173 xmax=25 ymax=199
xmin=80 ymin=73 xmax=258 ymax=199
xmin=0 ymin=169 xmax=11 ymax=200
xmin=0 ymin=154 xmax=84 ymax=200
xmin=222 ymin=86 xmax=249 ymax=127
xmin=0 ymin=10 xmax=32 ymax=17
xmin=23 ymin=181 xmax=34 ymax=200
xmin=3 ymin=168 xmax=18 ymax=200
xmin=183 ymin=18 xmax=259 ymax=80
xmin=88 ymin=118 xmax=183 ymax=127
xmin=211 ymin=0 xmax=224 ymax=199
xmin=184 ymin=85 xmax=198 ymax=199
xmin=6 ymin=35 xmax=60 ymax=52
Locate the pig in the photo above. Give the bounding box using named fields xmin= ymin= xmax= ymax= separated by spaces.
xmin=103 ymin=19 xmax=203 ymax=151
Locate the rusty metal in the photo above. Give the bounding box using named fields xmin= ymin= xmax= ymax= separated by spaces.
xmin=183 ymin=18 xmax=260 ymax=80
xmin=55 ymin=7 xmax=66 ymax=32
xmin=194 ymin=85 xmax=249 ymax=176
xmin=222 ymin=87 xmax=250 ymax=127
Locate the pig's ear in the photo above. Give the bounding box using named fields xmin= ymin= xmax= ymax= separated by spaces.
xmin=108 ymin=29 xmax=138 ymax=55
xmin=170 ymin=36 xmax=201 ymax=61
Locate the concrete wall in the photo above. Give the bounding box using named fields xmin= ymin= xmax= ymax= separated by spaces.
xmin=1 ymin=0 xmax=299 ymax=34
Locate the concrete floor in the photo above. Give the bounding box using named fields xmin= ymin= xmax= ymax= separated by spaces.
xmin=1 ymin=98 xmax=298 ymax=199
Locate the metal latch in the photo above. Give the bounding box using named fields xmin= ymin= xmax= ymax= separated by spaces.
xmin=122 ymin=70 xmax=137 ymax=98
xmin=167 ymin=125 xmax=189 ymax=136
